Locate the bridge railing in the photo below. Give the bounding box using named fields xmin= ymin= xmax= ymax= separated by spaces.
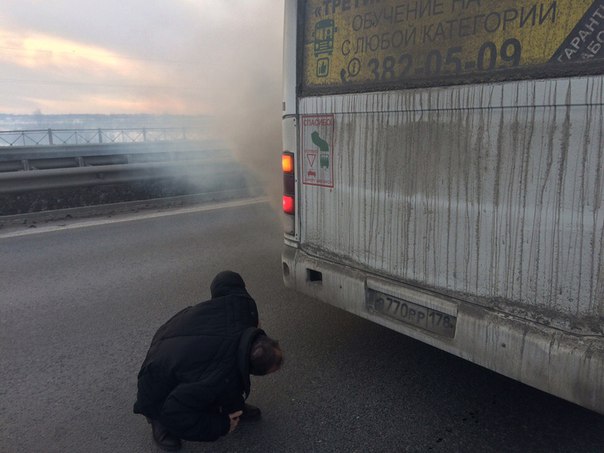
xmin=0 ymin=125 xmax=255 ymax=195
xmin=0 ymin=127 xmax=204 ymax=147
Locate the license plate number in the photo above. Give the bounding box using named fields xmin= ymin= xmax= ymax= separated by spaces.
xmin=367 ymin=289 xmax=456 ymax=338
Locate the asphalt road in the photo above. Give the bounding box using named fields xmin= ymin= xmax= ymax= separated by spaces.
xmin=0 ymin=199 xmax=602 ymax=453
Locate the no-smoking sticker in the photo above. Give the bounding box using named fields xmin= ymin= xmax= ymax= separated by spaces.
xmin=301 ymin=114 xmax=334 ymax=187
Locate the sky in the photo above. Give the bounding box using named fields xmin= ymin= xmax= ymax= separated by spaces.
xmin=0 ymin=0 xmax=284 ymax=115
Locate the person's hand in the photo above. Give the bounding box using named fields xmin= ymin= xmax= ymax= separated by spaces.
xmin=228 ymin=410 xmax=243 ymax=433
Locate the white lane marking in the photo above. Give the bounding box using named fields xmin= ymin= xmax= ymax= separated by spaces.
xmin=0 ymin=197 xmax=269 ymax=239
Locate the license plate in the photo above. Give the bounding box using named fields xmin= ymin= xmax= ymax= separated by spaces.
xmin=367 ymin=288 xmax=457 ymax=338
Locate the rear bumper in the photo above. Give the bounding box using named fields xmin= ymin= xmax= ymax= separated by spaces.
xmin=282 ymin=244 xmax=604 ymax=414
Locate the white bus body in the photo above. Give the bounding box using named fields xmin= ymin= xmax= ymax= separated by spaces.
xmin=281 ymin=0 xmax=604 ymax=414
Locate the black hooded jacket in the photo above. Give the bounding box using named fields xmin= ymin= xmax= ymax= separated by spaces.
xmin=133 ymin=271 xmax=261 ymax=441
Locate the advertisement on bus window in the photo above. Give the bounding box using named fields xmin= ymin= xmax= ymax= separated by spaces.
xmin=301 ymin=0 xmax=604 ymax=93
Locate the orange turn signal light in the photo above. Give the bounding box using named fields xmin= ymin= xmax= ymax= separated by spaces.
xmin=282 ymin=153 xmax=294 ymax=174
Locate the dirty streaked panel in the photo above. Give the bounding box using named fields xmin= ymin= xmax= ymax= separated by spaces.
xmin=300 ymin=76 xmax=604 ymax=320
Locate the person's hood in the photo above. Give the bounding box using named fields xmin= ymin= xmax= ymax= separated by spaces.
xmin=237 ymin=327 xmax=266 ymax=399
xmin=210 ymin=270 xmax=246 ymax=298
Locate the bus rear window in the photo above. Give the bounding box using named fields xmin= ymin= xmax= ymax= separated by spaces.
xmin=300 ymin=0 xmax=604 ymax=95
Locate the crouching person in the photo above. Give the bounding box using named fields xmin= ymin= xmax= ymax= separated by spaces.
xmin=133 ymin=271 xmax=283 ymax=451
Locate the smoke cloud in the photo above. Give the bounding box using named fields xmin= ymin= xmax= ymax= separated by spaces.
xmin=191 ymin=0 xmax=283 ymax=209
xmin=196 ymin=1 xmax=285 ymax=212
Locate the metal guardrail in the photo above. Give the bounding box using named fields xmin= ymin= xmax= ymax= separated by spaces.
xmin=0 ymin=140 xmax=226 ymax=167
xmin=0 ymin=136 xmax=251 ymax=195
xmin=0 ymin=160 xmax=255 ymax=194
xmin=0 ymin=127 xmax=204 ymax=147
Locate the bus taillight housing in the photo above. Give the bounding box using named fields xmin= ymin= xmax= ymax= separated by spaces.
xmin=282 ymin=151 xmax=295 ymax=215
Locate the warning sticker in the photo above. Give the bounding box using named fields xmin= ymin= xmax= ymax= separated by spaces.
xmin=301 ymin=115 xmax=335 ymax=187
xmin=301 ymin=0 xmax=604 ymax=94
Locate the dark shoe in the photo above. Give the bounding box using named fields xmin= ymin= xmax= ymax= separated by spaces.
xmin=147 ymin=418 xmax=182 ymax=451
xmin=240 ymin=403 xmax=262 ymax=422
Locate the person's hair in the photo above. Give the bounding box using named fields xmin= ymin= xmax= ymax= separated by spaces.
xmin=249 ymin=335 xmax=283 ymax=376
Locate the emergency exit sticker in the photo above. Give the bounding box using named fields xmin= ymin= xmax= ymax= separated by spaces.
xmin=302 ymin=114 xmax=335 ymax=188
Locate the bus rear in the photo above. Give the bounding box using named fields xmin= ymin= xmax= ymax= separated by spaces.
xmin=281 ymin=0 xmax=604 ymax=414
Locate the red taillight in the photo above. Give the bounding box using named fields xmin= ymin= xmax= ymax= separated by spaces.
xmin=282 ymin=195 xmax=295 ymax=215
xmin=282 ymin=151 xmax=295 ymax=215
